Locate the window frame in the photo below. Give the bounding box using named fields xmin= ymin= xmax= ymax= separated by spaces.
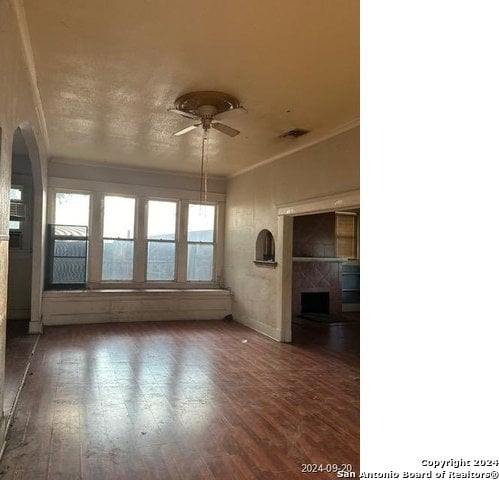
xmin=145 ymin=198 xmax=179 ymax=282
xmin=101 ymin=194 xmax=137 ymax=282
xmin=47 ymin=187 xmax=224 ymax=289
xmin=47 ymin=190 xmax=92 ymax=289
xmin=186 ymin=202 xmax=217 ymax=282
xmin=53 ymin=190 xmax=92 ymax=229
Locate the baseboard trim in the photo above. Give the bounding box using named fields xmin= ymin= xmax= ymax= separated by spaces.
xmin=233 ymin=317 xmax=281 ymax=342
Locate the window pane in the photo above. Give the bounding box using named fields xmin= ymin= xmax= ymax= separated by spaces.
xmin=102 ymin=239 xmax=134 ymax=280
xmin=54 ymin=239 xmax=87 ymax=257
xmin=188 ymin=204 xmax=215 ymax=242
xmin=9 ymin=220 xmax=20 ymax=230
xmin=103 ymin=196 xmax=135 ymax=238
xmin=53 ymin=257 xmax=87 ymax=284
xmin=10 ymin=187 xmax=22 ymax=200
xmin=147 ymin=241 xmax=175 ymax=280
xmin=55 ymin=192 xmax=90 ymax=227
xmin=147 ymin=200 xmax=176 ymax=240
xmin=187 ymin=244 xmax=213 ymax=281
xmin=53 ymin=225 xmax=87 ymax=238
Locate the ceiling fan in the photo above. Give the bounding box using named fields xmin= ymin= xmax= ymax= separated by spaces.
xmin=168 ymin=91 xmax=247 ymax=137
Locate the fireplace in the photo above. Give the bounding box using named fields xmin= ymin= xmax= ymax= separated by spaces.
xmin=301 ymin=292 xmax=329 ymax=315
xmin=292 ymin=259 xmax=342 ymax=319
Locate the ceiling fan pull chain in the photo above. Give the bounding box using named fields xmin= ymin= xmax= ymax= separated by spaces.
xmin=204 ymin=128 xmax=210 ymax=204
xmin=200 ymin=128 xmax=209 ymax=204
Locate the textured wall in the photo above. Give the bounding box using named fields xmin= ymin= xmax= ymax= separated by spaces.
xmin=224 ymin=127 xmax=359 ymax=340
xmin=0 ymin=0 xmax=49 ymax=442
xmin=293 ymin=212 xmax=335 ymax=258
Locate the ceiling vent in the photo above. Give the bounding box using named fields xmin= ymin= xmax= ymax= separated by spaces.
xmin=279 ymin=128 xmax=310 ymax=139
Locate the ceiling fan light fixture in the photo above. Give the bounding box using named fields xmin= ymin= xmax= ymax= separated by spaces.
xmin=169 ymin=91 xmax=246 ymax=137
xmin=173 ymin=91 xmax=241 ymax=117
xmin=168 ymin=90 xmax=247 ymax=203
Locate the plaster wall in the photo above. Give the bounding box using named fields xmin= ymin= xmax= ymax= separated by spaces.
xmin=49 ymin=159 xmax=227 ymax=195
xmin=224 ymin=126 xmax=359 ymax=340
xmin=0 ymin=0 xmax=49 ymax=442
xmin=293 ymin=212 xmax=335 ymax=258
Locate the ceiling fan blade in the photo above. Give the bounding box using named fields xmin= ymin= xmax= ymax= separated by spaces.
xmin=173 ymin=124 xmax=201 ymax=136
xmin=212 ymin=122 xmax=240 ymax=137
xmin=168 ymin=108 xmax=199 ymax=120
xmin=213 ymin=106 xmax=247 ymax=121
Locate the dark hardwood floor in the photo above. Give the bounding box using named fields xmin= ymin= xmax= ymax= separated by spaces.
xmin=4 ymin=320 xmax=39 ymax=420
xmin=0 ymin=320 xmax=359 ymax=479
xmin=292 ymin=312 xmax=360 ymax=362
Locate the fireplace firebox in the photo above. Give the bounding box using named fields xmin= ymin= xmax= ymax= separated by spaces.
xmin=301 ymin=292 xmax=329 ymax=315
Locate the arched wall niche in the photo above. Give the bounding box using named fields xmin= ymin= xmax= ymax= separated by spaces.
xmin=254 ymin=229 xmax=277 ymax=267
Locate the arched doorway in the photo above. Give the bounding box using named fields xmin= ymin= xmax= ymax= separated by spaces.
xmin=16 ymin=122 xmax=45 ymax=335
xmin=3 ymin=124 xmax=43 ymax=423
xmin=7 ymin=128 xmax=34 ymax=327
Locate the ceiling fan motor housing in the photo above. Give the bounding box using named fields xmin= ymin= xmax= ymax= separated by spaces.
xmin=197 ymin=105 xmax=218 ymax=129
xmin=174 ymin=91 xmax=241 ymax=116
xmin=170 ymin=91 xmax=244 ymax=137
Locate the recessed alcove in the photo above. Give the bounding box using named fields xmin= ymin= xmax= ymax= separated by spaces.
xmin=254 ymin=229 xmax=277 ymax=267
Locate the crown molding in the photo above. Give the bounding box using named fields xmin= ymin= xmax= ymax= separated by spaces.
xmin=229 ymin=117 xmax=359 ymax=179
xmin=49 ymin=157 xmax=227 ymax=182
xmin=13 ymin=0 xmax=50 ymax=151
xmin=277 ymin=189 xmax=360 ymax=217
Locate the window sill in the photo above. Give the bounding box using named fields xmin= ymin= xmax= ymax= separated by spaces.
xmin=43 ymin=288 xmax=230 ymax=297
xmin=253 ymin=260 xmax=277 ymax=268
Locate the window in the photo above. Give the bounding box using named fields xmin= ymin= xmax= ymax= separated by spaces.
xmin=9 ymin=186 xmax=24 ymax=249
xmin=9 ymin=186 xmax=23 ymax=231
xmin=10 ymin=186 xmax=22 ymax=200
xmin=146 ymin=200 xmax=177 ymax=281
xmin=102 ymin=196 xmax=135 ymax=281
xmin=55 ymin=192 xmax=90 ymax=227
xmin=48 ymin=190 xmax=221 ymax=286
xmin=187 ymin=203 xmax=215 ymax=281
xmin=46 ymin=225 xmax=88 ymax=288
xmin=46 ymin=192 xmax=91 ymax=289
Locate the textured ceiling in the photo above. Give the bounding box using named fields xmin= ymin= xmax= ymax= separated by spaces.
xmin=24 ymin=0 xmax=359 ymax=177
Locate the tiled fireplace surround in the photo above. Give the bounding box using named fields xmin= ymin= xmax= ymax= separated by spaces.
xmin=292 ymin=212 xmax=343 ymax=318
xmin=292 ymin=260 xmax=343 ymax=318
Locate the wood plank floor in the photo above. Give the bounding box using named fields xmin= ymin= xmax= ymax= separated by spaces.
xmin=4 ymin=320 xmax=39 ymax=418
xmin=0 ymin=320 xmax=359 ymax=479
